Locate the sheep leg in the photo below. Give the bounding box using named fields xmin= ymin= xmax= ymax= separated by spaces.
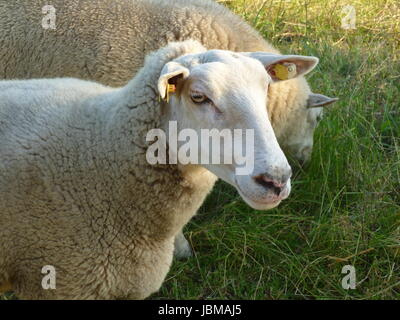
xmin=173 ymin=230 xmax=193 ymax=259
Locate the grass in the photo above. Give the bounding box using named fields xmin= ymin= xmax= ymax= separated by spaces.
xmin=1 ymin=0 xmax=399 ymax=301
xmin=152 ymin=0 xmax=400 ymax=300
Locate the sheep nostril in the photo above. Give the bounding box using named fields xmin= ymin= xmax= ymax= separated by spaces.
xmin=272 ymin=186 xmax=282 ymax=196
xmin=254 ymin=175 xmax=283 ymax=196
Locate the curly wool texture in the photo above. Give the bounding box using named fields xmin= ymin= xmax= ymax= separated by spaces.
xmin=0 ymin=40 xmax=217 ymax=299
xmin=0 ymin=0 xmax=311 ymax=152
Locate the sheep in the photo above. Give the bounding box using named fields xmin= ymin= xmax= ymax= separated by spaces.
xmin=0 ymin=0 xmax=337 ymax=259
xmin=0 ymin=40 xmax=321 ymax=299
xmin=0 ymin=0 xmax=338 ymax=163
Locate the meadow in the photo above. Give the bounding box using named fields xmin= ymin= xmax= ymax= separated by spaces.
xmin=153 ymin=0 xmax=400 ymax=300
xmin=1 ymin=0 xmax=399 ymax=300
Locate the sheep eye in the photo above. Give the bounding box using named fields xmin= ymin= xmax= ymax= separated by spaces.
xmin=191 ymin=93 xmax=209 ymax=104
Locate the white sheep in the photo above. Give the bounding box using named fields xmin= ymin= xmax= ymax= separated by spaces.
xmin=0 ymin=40 xmax=319 ymax=299
xmin=0 ymin=0 xmax=337 ymax=259
xmin=0 ymin=0 xmax=338 ymax=162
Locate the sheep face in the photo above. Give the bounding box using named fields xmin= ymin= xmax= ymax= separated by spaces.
xmin=280 ymin=93 xmax=338 ymax=165
xmin=282 ymin=105 xmax=323 ymax=165
xmin=157 ymin=49 xmax=319 ymax=210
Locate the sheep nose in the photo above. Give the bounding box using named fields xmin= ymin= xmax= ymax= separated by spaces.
xmin=253 ymin=170 xmax=292 ymax=196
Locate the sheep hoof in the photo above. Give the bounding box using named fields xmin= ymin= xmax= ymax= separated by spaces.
xmin=173 ymin=233 xmax=193 ymax=259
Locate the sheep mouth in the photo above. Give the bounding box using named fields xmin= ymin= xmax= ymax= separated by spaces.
xmin=234 ymin=178 xmax=284 ymax=210
xmin=241 ymin=191 xmax=281 ymax=205
xmin=238 ymin=190 xmax=282 ymax=210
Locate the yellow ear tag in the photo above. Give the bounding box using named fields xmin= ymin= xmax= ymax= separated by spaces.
xmin=285 ymin=63 xmax=297 ymax=78
xmin=272 ymin=63 xmax=297 ymax=80
xmin=165 ymin=84 xmax=176 ymax=103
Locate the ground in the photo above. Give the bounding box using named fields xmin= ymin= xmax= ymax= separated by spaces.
xmin=1 ymin=0 xmax=399 ymax=300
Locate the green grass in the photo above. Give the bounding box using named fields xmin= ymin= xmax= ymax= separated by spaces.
xmin=2 ymin=0 xmax=399 ymax=300
xmin=152 ymin=0 xmax=400 ymax=300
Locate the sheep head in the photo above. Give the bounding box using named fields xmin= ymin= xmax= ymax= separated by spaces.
xmin=153 ymin=43 xmax=322 ymax=210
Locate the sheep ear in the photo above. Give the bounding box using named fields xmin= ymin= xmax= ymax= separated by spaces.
xmin=158 ymin=62 xmax=190 ymax=99
xmin=242 ymin=52 xmax=319 ymax=81
xmin=307 ymin=93 xmax=339 ymax=108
